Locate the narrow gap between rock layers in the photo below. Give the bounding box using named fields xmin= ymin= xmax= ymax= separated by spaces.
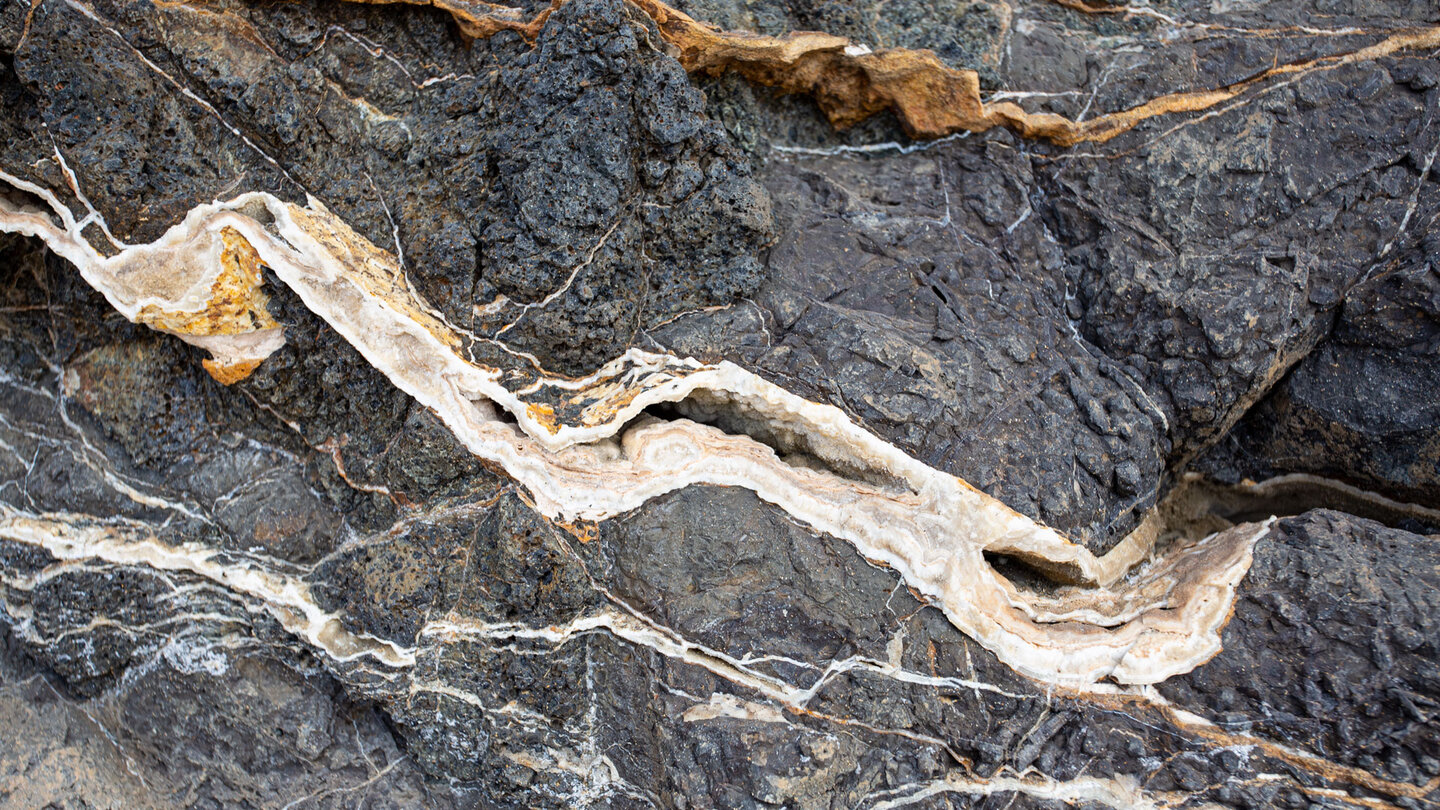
xmin=986 ymin=470 xmax=1440 ymax=599
xmin=638 ymin=391 xmax=914 ymax=495
xmin=0 ymin=176 xmax=1271 ymax=687
xmin=1169 ymin=472 xmax=1440 ymax=536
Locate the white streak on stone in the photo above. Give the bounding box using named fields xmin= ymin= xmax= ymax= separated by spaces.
xmin=682 ymin=692 xmax=789 ymax=724
xmin=0 ymin=510 xmax=414 ymax=668
xmin=867 ymin=771 xmax=1203 ymax=810
xmin=0 ymin=183 xmax=1272 ymax=686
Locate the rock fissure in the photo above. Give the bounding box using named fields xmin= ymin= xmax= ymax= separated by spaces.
xmin=2 ymin=0 xmax=1438 ymax=801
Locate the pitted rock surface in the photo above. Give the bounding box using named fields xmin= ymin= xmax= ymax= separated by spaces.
xmin=1 ymin=0 xmax=1439 ymax=807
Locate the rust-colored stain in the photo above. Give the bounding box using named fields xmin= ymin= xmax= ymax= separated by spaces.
xmin=631 ymin=1 xmax=1440 ymax=145
xmin=137 ymin=227 xmax=277 ymax=339
xmin=526 ymin=402 xmax=561 ymax=434
xmin=577 ymin=384 xmax=641 ymax=428
xmin=356 ymin=0 xmax=1440 ymax=146
xmin=131 ymin=226 xmax=279 ymax=384
xmin=347 ymin=0 xmax=556 ymax=40
xmin=202 ymin=356 xmax=264 ymax=385
xmin=557 ymin=519 xmax=598 ymax=544
xmin=282 ymin=202 xmax=463 ymax=349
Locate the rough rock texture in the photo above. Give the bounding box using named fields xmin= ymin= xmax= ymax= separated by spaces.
xmin=1198 ymin=249 xmax=1440 ymax=507
xmin=1 ymin=0 xmax=1439 ymax=806
xmin=1 ymin=0 xmax=773 ymax=376
xmin=1163 ymin=511 xmax=1440 ymax=789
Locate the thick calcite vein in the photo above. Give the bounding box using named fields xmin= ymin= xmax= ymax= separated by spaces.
xmin=0 ymin=173 xmax=284 ymax=381
xmin=0 ymin=183 xmax=1270 ymax=686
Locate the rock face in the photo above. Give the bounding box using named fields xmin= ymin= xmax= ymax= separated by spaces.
xmin=0 ymin=0 xmax=1438 ymax=807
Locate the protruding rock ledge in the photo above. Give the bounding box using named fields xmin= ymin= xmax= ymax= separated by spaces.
xmin=0 ymin=178 xmax=1275 ymax=687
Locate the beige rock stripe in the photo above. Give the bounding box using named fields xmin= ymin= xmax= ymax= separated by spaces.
xmin=0 ymin=181 xmax=1269 ymax=686
xmin=349 ymin=0 xmax=1440 ymax=145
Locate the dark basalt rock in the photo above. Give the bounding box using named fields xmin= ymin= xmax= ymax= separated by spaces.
xmin=1163 ymin=511 xmax=1440 ymax=783
xmin=470 ymin=0 xmax=773 ymax=373
xmin=1198 ymin=247 xmax=1440 ymax=506
xmin=676 ymin=138 xmax=1172 ymax=548
xmin=2 ymin=0 xmax=773 ymax=376
xmin=0 ymin=621 xmax=458 ymax=809
xmin=1 ymin=0 xmax=1439 ymax=806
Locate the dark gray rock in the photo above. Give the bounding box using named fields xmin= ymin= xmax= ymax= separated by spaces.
xmin=1198 ymin=251 xmax=1440 ymax=506
xmin=0 ymin=622 xmax=460 ymax=809
xmin=3 ymin=0 xmax=773 ymax=376
xmin=1 ymin=0 xmax=1439 ymax=806
xmin=1163 ymin=511 xmax=1440 ymax=782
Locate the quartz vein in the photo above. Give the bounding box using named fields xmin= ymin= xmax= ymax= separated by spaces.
xmin=0 ymin=183 xmax=1270 ymax=686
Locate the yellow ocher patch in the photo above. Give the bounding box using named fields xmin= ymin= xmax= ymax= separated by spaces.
xmin=136 ymin=227 xmax=278 ymax=384
xmin=526 ymin=402 xmax=560 ymax=434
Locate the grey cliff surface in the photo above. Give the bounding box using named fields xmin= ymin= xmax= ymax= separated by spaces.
xmin=0 ymin=0 xmax=1438 ymax=806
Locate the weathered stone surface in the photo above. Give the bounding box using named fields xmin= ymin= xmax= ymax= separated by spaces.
xmin=1164 ymin=511 xmax=1440 ymax=787
xmin=1 ymin=0 xmax=1438 ymax=806
xmin=1198 ymin=249 xmax=1440 ymax=507
xmin=0 ymin=623 xmax=458 ymax=809
xmin=2 ymin=0 xmax=773 ymax=375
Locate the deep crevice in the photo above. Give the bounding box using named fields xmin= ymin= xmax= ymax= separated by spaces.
xmin=1176 ymin=474 xmax=1440 ymax=537
xmin=0 ymin=183 xmax=54 ymax=222
xmin=631 ymin=389 xmax=915 ymax=495
xmin=984 ymin=550 xmax=1069 ymax=594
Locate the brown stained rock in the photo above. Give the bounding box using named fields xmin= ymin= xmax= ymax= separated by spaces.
xmin=345 ymin=0 xmax=1440 ymax=144
xmin=137 ymin=227 xmax=278 ymax=384
xmin=3 ymin=0 xmax=1440 ymax=805
xmin=644 ymin=5 xmax=1440 ymax=145
xmin=200 ymin=355 xmax=264 ymax=384
xmin=344 ymin=0 xmax=557 ymax=40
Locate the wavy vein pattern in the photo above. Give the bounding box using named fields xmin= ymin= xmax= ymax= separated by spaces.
xmin=0 ymin=175 xmax=1270 ymax=686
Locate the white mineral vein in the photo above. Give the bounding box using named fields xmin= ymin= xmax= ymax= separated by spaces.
xmin=0 ymin=180 xmax=1272 ymax=686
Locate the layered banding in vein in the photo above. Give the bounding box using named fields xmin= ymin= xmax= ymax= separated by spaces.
xmin=0 ymin=175 xmax=1270 ymax=687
